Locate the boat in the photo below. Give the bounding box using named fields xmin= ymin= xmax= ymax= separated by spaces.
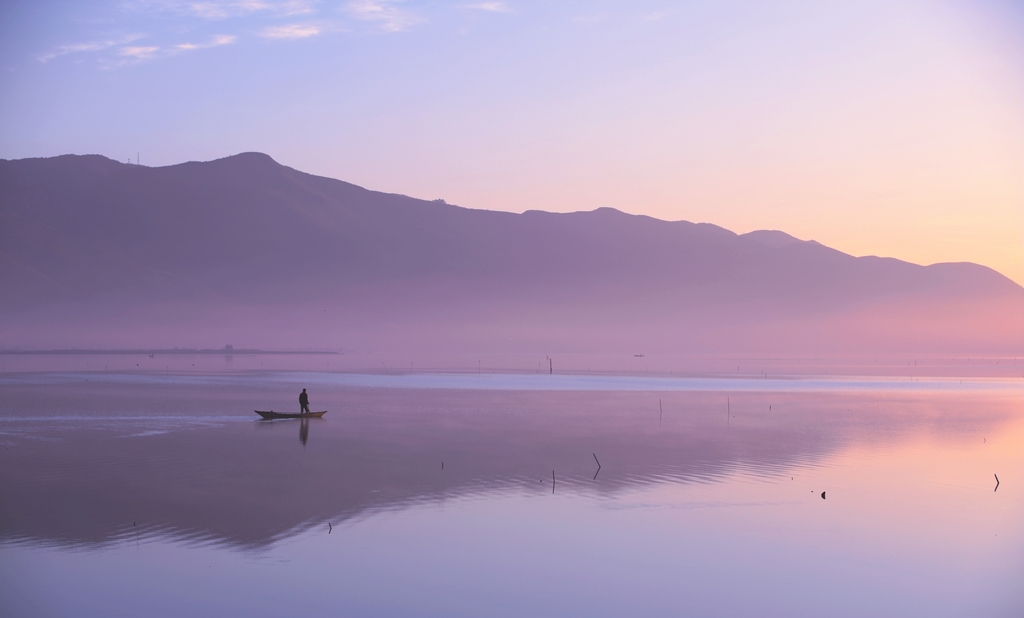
xmin=254 ymin=410 xmax=327 ymax=419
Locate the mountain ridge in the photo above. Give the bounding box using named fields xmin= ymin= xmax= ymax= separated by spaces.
xmin=1 ymin=152 xmax=1021 ymax=353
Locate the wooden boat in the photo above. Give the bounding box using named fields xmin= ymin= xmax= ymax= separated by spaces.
xmin=254 ymin=410 xmax=327 ymax=419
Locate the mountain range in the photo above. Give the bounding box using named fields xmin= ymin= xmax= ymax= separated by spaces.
xmin=1 ymin=152 xmax=1021 ymax=355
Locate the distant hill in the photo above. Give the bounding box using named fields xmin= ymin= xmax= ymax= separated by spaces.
xmin=1 ymin=152 xmax=1021 ymax=354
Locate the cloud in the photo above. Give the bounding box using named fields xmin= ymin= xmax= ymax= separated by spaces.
xmin=120 ymin=45 xmax=161 ymax=59
xmin=462 ymin=2 xmax=511 ymax=13
xmin=182 ymin=2 xmax=240 ymax=19
xmin=39 ymin=35 xmax=145 ymax=62
xmin=130 ymin=0 xmax=317 ymax=20
xmin=110 ymin=35 xmax=235 ymax=65
xmin=260 ymin=23 xmax=321 ymax=38
xmin=174 ymin=34 xmax=238 ymax=50
xmin=41 ymin=0 xmax=328 ymax=68
xmin=345 ymin=0 xmax=421 ymax=32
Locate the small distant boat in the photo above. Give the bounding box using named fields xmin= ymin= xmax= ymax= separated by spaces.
xmin=254 ymin=410 xmax=327 ymax=419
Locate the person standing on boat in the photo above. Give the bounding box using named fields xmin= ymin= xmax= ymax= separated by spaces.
xmin=299 ymin=388 xmax=310 ymax=415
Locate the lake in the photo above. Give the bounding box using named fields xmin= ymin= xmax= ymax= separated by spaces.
xmin=1 ymin=369 xmax=1021 ymax=617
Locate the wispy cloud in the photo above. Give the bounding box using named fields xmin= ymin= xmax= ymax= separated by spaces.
xmin=43 ymin=33 xmax=237 ymax=68
xmin=462 ymin=2 xmax=512 ymax=13
xmin=39 ymin=35 xmax=145 ymax=63
xmin=120 ymin=45 xmax=161 ymax=59
xmin=345 ymin=0 xmax=421 ymax=32
xmin=129 ymin=0 xmax=317 ymax=20
xmin=260 ymin=23 xmax=321 ymax=38
xmin=184 ymin=2 xmax=254 ymax=19
xmin=42 ymin=0 xmax=332 ymax=68
xmin=174 ymin=34 xmax=238 ymax=50
xmin=118 ymin=33 xmax=235 ymax=62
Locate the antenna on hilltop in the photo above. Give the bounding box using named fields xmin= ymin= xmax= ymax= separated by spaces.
xmin=137 ymin=152 xmax=139 ymax=165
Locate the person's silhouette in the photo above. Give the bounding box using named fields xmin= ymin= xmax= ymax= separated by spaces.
xmin=299 ymin=388 xmax=310 ymax=414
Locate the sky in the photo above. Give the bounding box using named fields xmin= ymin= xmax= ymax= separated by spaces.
xmin=1 ymin=0 xmax=1022 ymax=284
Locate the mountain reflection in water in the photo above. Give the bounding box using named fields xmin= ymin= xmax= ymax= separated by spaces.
xmin=0 ymin=373 xmax=1017 ymax=551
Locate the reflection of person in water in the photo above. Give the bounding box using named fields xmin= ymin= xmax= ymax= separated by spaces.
xmin=299 ymin=388 xmax=310 ymax=414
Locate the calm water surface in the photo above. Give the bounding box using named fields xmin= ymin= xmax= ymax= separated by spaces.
xmin=1 ymin=372 xmax=1021 ymax=617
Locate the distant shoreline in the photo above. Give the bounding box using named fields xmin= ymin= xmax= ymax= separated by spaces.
xmin=0 ymin=349 xmax=339 ymax=355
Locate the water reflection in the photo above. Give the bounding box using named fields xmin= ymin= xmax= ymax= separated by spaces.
xmin=0 ymin=374 xmax=1018 ymax=552
xmin=255 ymin=415 xmax=318 ymax=447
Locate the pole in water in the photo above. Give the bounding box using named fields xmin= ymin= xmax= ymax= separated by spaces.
xmin=552 ymin=470 xmax=556 ymax=493
xmin=328 ymin=522 xmax=332 ymax=533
